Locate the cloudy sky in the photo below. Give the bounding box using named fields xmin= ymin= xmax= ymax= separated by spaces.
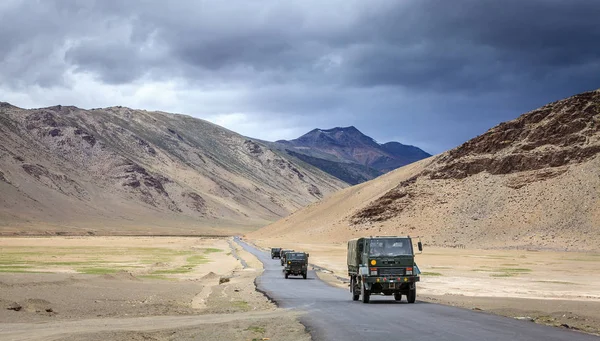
xmin=1 ymin=0 xmax=599 ymax=154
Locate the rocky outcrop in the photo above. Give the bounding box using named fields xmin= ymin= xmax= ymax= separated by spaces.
xmin=353 ymin=89 xmax=600 ymax=224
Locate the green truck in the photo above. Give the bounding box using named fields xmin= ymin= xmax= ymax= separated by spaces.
xmin=271 ymin=247 xmax=282 ymax=259
xmin=283 ymin=252 xmax=309 ymax=279
xmin=347 ymin=236 xmax=422 ymax=303
xmin=279 ymin=249 xmax=294 ymax=265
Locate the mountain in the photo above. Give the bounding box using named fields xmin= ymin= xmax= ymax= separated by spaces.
xmin=271 ymin=126 xmax=431 ymax=184
xmin=250 ymin=89 xmax=600 ymax=251
xmin=0 ymin=103 xmax=347 ymax=235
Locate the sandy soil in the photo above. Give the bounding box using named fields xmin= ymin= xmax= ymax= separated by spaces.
xmin=250 ymin=239 xmax=600 ymax=335
xmin=0 ymin=236 xmax=310 ymax=341
xmin=250 ymin=154 xmax=600 ymax=253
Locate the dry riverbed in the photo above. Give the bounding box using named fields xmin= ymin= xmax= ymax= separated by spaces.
xmin=250 ymin=239 xmax=600 ymax=335
xmin=0 ymin=236 xmax=310 ymax=341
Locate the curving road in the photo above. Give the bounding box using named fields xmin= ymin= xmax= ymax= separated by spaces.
xmin=235 ymin=237 xmax=599 ymax=341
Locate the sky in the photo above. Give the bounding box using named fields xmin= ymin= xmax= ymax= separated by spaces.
xmin=1 ymin=1 xmax=599 ymax=154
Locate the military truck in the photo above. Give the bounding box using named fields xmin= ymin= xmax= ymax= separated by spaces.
xmin=271 ymin=247 xmax=282 ymax=259
xmin=347 ymin=236 xmax=422 ymax=303
xmin=279 ymin=249 xmax=294 ymax=265
xmin=283 ymin=252 xmax=309 ymax=279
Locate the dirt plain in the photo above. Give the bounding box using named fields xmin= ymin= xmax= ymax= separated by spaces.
xmin=249 ymin=239 xmax=600 ymax=335
xmin=0 ymin=236 xmax=310 ymax=341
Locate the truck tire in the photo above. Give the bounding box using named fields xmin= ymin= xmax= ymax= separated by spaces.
xmin=361 ymin=282 xmax=370 ymax=304
xmin=394 ymin=292 xmax=402 ymax=301
xmin=285 ymin=273 xmax=289 ymax=279
xmin=302 ymin=272 xmax=307 ymax=279
xmin=407 ymin=287 xmax=416 ymax=303
xmin=351 ymin=278 xmax=360 ymax=301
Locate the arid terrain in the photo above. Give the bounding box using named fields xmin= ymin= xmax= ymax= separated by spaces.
xmin=2 ymin=90 xmax=599 ymax=338
xmin=252 ymin=90 xmax=600 ymax=251
xmin=0 ymin=236 xmax=310 ymax=341
xmin=247 ymin=90 xmax=600 ymax=335
xmin=0 ymin=102 xmax=346 ymax=235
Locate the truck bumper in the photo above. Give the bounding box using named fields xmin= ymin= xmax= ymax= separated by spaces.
xmin=363 ymin=276 xmax=419 ymax=290
xmin=285 ymin=267 xmax=306 ymax=275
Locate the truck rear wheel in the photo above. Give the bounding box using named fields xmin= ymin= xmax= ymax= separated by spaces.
xmin=394 ymin=292 xmax=402 ymax=301
xmin=302 ymin=272 xmax=307 ymax=279
xmin=285 ymin=273 xmax=289 ymax=279
xmin=361 ymin=282 xmax=370 ymax=304
xmin=407 ymin=287 xmax=416 ymax=303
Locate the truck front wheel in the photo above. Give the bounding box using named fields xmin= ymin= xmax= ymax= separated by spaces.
xmin=285 ymin=273 xmax=289 ymax=279
xmin=351 ymin=278 xmax=360 ymax=301
xmin=303 ymin=272 xmax=307 ymax=279
xmin=361 ymin=282 xmax=370 ymax=304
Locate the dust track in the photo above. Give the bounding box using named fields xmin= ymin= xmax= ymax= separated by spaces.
xmin=0 ymin=311 xmax=286 ymax=341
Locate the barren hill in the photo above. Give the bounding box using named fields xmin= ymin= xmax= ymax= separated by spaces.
xmin=0 ymin=103 xmax=347 ymax=235
xmin=251 ymin=90 xmax=600 ymax=251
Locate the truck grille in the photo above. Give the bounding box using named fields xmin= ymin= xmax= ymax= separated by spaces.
xmin=378 ymin=268 xmax=405 ymax=276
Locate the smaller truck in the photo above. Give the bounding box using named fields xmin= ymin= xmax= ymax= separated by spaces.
xmin=284 ymin=252 xmax=309 ymax=279
xmin=280 ymin=249 xmax=294 ymax=265
xmin=271 ymin=247 xmax=282 ymax=259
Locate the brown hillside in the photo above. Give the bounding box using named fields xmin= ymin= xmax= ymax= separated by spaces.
xmin=0 ymin=104 xmax=347 ymax=235
xmin=250 ymin=90 xmax=600 ymax=251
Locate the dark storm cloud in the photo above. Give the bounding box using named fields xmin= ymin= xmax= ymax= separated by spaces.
xmin=1 ymin=0 xmax=599 ymax=153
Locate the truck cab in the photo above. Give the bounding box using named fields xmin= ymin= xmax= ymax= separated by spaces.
xmin=347 ymin=236 xmax=422 ymax=303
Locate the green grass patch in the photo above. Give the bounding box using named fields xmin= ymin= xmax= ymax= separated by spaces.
xmin=422 ymin=272 xmax=443 ymax=276
xmin=489 ymin=267 xmax=532 ymax=278
xmin=246 ymin=326 xmax=266 ymax=334
xmin=203 ymin=248 xmax=223 ymax=254
xmin=534 ymin=280 xmax=578 ymax=285
xmin=0 ymin=265 xmax=38 ymax=273
xmin=232 ymin=300 xmax=250 ymax=309
xmin=490 ymin=272 xmax=517 ymax=277
xmin=472 ymin=268 xmax=494 ymax=272
xmin=502 ymin=268 xmax=532 ymax=272
xmin=187 ymin=255 xmax=209 ymax=265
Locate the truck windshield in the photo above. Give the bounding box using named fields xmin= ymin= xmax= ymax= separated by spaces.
xmin=287 ymin=253 xmax=306 ymax=260
xmin=369 ymin=239 xmax=412 ymax=256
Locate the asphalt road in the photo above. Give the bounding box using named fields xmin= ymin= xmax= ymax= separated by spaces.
xmin=235 ymin=238 xmax=599 ymax=341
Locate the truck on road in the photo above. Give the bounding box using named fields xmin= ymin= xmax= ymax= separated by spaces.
xmin=347 ymin=236 xmax=421 ymax=303
xmin=284 ymin=252 xmax=309 ymax=279
xmin=280 ymin=249 xmax=294 ymax=265
xmin=271 ymin=247 xmax=282 ymax=259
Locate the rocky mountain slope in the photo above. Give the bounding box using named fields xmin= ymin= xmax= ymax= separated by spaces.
xmin=270 ymin=126 xmax=431 ymax=184
xmin=251 ymin=89 xmax=600 ymax=251
xmin=0 ymin=103 xmax=347 ymax=235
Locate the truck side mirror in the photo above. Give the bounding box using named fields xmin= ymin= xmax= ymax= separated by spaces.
xmin=418 ymin=242 xmax=423 ymax=252
xmin=306 ymin=253 xmax=310 ymax=257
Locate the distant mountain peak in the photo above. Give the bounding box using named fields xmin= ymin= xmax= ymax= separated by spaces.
xmin=272 ymin=126 xmax=431 ymax=182
xmin=321 ymin=126 xmax=359 ymax=133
